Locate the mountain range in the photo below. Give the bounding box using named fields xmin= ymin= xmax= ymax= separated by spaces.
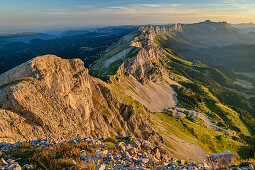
xmin=232 ymin=22 xmax=255 ymax=33
xmin=0 ymin=32 xmax=56 ymax=47
xmin=0 ymin=21 xmax=255 ymax=163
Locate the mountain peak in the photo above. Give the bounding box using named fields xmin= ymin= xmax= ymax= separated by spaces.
xmin=199 ymin=20 xmax=228 ymax=25
xmin=204 ymin=19 xmax=212 ymax=23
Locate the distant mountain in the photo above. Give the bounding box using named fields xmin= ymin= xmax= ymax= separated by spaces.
xmin=232 ymin=22 xmax=255 ymax=32
xmin=155 ymin=21 xmax=255 ymax=114
xmin=153 ymin=20 xmax=252 ymax=50
xmin=249 ymin=31 xmax=255 ymax=35
xmin=0 ymin=32 xmax=56 ymax=46
xmin=155 ymin=20 xmax=255 ymax=72
xmin=94 ymin=25 xmax=141 ymax=34
xmin=184 ymin=20 xmax=235 ymax=33
xmin=0 ymin=32 xmax=123 ymax=74
xmin=61 ymin=30 xmax=90 ymax=36
xmin=233 ymin=22 xmax=255 ymax=28
xmin=182 ymin=20 xmax=251 ymax=47
xmin=61 ymin=25 xmax=140 ymax=37
xmin=0 ymin=26 xmax=141 ymax=74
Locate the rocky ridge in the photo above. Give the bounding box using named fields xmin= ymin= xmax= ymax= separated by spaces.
xmin=90 ymin=23 xmax=254 ymax=161
xmin=1 ymin=22 xmax=254 ymax=166
xmin=0 ymin=55 xmax=155 ymax=143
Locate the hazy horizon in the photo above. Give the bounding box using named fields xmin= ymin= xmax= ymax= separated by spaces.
xmin=1 ymin=0 xmax=255 ymax=33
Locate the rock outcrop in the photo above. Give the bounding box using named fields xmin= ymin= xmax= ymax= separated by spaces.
xmin=1 ymin=137 xmax=251 ymax=170
xmin=119 ymin=24 xmax=182 ymax=82
xmin=207 ymin=151 xmax=234 ymax=168
xmin=0 ymin=55 xmax=142 ymax=143
xmin=0 ymin=55 xmax=92 ymax=142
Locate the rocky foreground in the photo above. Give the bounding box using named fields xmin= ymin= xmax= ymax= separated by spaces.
xmin=0 ymin=136 xmax=254 ymax=170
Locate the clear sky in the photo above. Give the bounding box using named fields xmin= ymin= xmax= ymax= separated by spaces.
xmin=1 ymin=0 xmax=255 ymax=33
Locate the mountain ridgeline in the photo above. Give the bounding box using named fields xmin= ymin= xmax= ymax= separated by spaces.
xmin=0 ymin=26 xmax=139 ymax=74
xmin=0 ymin=21 xmax=255 ymax=162
xmin=0 ymin=32 xmax=56 ymax=47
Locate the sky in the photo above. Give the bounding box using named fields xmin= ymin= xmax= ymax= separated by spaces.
xmin=1 ymin=0 xmax=255 ymax=33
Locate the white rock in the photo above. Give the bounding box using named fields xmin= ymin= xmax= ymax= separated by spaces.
xmin=4 ymin=162 xmax=21 ymax=170
xmin=79 ymin=153 xmax=92 ymax=161
xmin=248 ymin=164 xmax=254 ymax=170
xmin=7 ymin=159 xmax=15 ymax=164
xmin=127 ymin=147 xmax=137 ymax=155
xmin=130 ymin=140 xmax=141 ymax=148
xmin=102 ymin=150 xmax=108 ymax=155
xmin=96 ymin=164 xmax=106 ymax=170
xmin=116 ymin=142 xmax=126 ymax=152
xmin=95 ymin=151 xmax=104 ymax=157
xmin=141 ymin=158 xmax=149 ymax=164
xmin=0 ymin=158 xmax=8 ymax=165
xmin=142 ymin=140 xmax=151 ymax=150
xmin=21 ymin=164 xmax=31 ymax=169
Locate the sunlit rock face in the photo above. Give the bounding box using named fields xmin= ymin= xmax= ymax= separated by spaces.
xmin=0 ymin=55 xmax=127 ymax=142
xmin=0 ymin=55 xmax=94 ymax=142
xmin=0 ymin=54 xmax=162 ymax=147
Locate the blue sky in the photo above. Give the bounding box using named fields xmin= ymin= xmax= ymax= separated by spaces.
xmin=1 ymin=0 xmax=255 ymax=33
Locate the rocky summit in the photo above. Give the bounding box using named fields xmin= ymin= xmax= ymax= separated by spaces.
xmin=0 ymin=55 xmax=100 ymax=141
xmin=0 ymin=22 xmax=255 ymax=169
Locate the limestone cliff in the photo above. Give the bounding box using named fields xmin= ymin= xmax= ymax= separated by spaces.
xmin=0 ymin=55 xmax=146 ymax=142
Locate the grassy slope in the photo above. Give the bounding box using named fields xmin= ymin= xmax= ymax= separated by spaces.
xmin=156 ymin=34 xmax=254 ymax=129
xmin=155 ymin=34 xmax=255 ymax=158
xmin=89 ymin=31 xmax=141 ymax=80
xmin=90 ymin=31 xmax=255 ymax=160
xmin=104 ymin=73 xmax=252 ymax=160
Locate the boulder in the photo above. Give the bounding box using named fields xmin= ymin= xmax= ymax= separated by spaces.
xmin=207 ymin=151 xmax=234 ymax=167
xmin=153 ymin=147 xmax=161 ymax=160
xmin=95 ymin=151 xmax=104 ymax=157
xmin=122 ymin=152 xmax=131 ymax=161
xmin=161 ymin=154 xmax=171 ymax=162
xmin=4 ymin=162 xmax=21 ymax=170
xmin=21 ymin=164 xmax=32 ymax=169
xmin=99 ymin=138 xmax=104 ymax=142
xmin=203 ymin=162 xmax=210 ymax=169
xmin=96 ymin=164 xmax=106 ymax=170
xmin=142 ymin=152 xmax=148 ymax=158
xmin=0 ymin=158 xmax=8 ymax=166
xmin=79 ymin=153 xmax=92 ymax=161
xmin=114 ymin=164 xmax=130 ymax=169
xmin=127 ymin=147 xmax=137 ymax=156
xmin=102 ymin=150 xmax=108 ymax=155
xmin=130 ymin=140 xmax=141 ymax=149
xmin=141 ymin=140 xmax=151 ymax=150
xmin=141 ymin=158 xmax=149 ymax=164
xmin=177 ymin=160 xmax=186 ymax=165
xmin=171 ymin=158 xmax=177 ymax=163
xmin=248 ymin=164 xmax=254 ymax=170
xmin=7 ymin=159 xmax=15 ymax=164
xmin=116 ymin=142 xmax=126 ymax=152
